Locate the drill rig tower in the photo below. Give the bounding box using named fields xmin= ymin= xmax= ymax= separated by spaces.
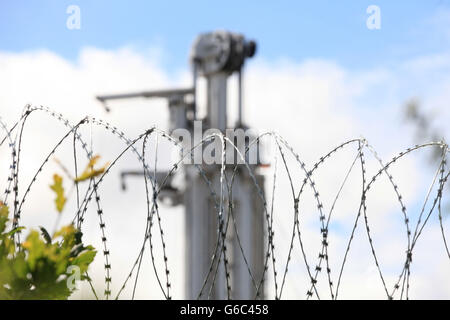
xmin=97 ymin=31 xmax=265 ymax=299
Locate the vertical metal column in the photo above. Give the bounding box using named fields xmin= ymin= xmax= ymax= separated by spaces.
xmin=185 ymin=40 xmax=265 ymax=298
xmin=207 ymin=72 xmax=229 ymax=131
xmin=95 ymin=30 xmax=264 ymax=301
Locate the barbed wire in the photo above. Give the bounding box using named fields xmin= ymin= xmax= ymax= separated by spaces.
xmin=0 ymin=105 xmax=448 ymax=300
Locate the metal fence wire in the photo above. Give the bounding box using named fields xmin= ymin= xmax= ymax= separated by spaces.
xmin=1 ymin=105 xmax=449 ymax=300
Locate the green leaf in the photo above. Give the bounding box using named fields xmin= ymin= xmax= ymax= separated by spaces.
xmin=5 ymin=226 xmax=25 ymax=237
xmin=1 ymin=218 xmax=96 ymax=300
xmin=71 ymin=249 xmax=96 ymax=274
xmin=12 ymin=256 xmax=27 ymax=279
xmin=22 ymin=231 xmax=45 ymax=271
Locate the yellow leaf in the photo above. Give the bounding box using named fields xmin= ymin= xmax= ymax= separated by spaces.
xmin=50 ymin=174 xmax=66 ymax=213
xmin=0 ymin=201 xmax=10 ymax=232
xmin=0 ymin=201 xmax=9 ymax=218
xmin=74 ymin=155 xmax=109 ymax=182
xmin=22 ymin=240 xmax=31 ymax=250
xmin=52 ymin=224 xmax=76 ymax=240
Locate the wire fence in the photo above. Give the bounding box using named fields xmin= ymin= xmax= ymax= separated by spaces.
xmin=1 ymin=104 xmax=449 ymax=300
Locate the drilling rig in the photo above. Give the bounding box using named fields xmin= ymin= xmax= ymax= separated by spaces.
xmin=97 ymin=31 xmax=266 ymax=299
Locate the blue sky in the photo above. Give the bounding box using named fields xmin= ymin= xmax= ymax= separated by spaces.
xmin=1 ymin=1 xmax=449 ymax=73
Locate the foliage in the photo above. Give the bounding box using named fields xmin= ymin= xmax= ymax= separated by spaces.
xmin=74 ymin=155 xmax=109 ymax=182
xmin=0 ymin=201 xmax=96 ymax=300
xmin=50 ymin=174 xmax=67 ymax=213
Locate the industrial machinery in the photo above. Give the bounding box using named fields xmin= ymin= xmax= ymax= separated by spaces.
xmin=96 ymin=30 xmax=265 ymax=299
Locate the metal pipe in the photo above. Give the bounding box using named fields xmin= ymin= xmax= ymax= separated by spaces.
xmin=238 ymin=69 xmax=242 ymax=126
xmin=192 ymin=62 xmax=198 ymax=120
xmin=96 ymin=88 xmax=194 ymax=102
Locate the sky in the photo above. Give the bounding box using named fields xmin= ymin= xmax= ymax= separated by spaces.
xmin=0 ymin=1 xmax=449 ymax=299
xmin=2 ymin=1 xmax=450 ymax=72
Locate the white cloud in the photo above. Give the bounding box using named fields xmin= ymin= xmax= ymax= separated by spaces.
xmin=0 ymin=45 xmax=448 ymax=299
